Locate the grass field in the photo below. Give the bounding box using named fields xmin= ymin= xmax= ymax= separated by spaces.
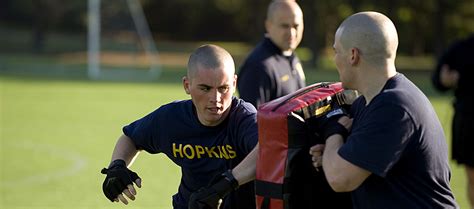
xmin=1 ymin=69 xmax=469 ymax=209
xmin=0 ymin=75 xmax=187 ymax=209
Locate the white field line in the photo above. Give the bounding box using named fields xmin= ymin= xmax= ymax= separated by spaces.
xmin=1 ymin=140 xmax=88 ymax=188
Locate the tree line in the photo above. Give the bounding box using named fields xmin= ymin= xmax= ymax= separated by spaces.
xmin=1 ymin=0 xmax=473 ymax=66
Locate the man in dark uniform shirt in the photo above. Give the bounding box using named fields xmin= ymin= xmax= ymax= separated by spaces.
xmin=310 ymin=11 xmax=458 ymax=208
xmin=432 ymin=34 xmax=474 ymax=208
xmin=100 ymin=45 xmax=258 ymax=209
xmin=237 ymin=0 xmax=305 ymax=108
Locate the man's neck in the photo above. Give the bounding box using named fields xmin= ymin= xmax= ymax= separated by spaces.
xmin=282 ymin=50 xmax=293 ymax=56
xmin=360 ymin=66 xmax=397 ymax=105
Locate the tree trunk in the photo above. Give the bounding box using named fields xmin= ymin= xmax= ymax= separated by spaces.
xmin=32 ymin=1 xmax=47 ymax=53
xmin=433 ymin=0 xmax=446 ymax=57
xmin=300 ymin=0 xmax=319 ymax=68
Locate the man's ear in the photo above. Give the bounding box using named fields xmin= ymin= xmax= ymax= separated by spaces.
xmin=183 ymin=76 xmax=190 ymax=94
xmin=350 ymin=47 xmax=360 ymax=65
xmin=233 ymin=74 xmax=237 ymax=87
xmin=264 ymin=20 xmax=271 ymax=35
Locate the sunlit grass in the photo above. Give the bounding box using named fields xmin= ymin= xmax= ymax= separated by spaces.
xmin=0 ymin=35 xmax=467 ymax=208
xmin=1 ymin=72 xmax=468 ymax=208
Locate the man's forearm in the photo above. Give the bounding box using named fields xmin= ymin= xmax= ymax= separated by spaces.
xmin=110 ymin=134 xmax=140 ymax=167
xmin=322 ymin=135 xmax=345 ymax=180
xmin=322 ymin=135 xmax=370 ymax=192
xmin=232 ymin=143 xmax=258 ymax=185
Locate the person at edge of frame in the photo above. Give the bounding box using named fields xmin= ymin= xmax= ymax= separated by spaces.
xmin=432 ymin=34 xmax=474 ymax=209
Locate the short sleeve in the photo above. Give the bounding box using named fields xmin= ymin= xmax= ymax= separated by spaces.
xmin=228 ymin=99 xmax=259 ymax=155
xmin=238 ymin=110 xmax=258 ymax=154
xmin=123 ymin=108 xmax=161 ymax=154
xmin=338 ymin=102 xmax=415 ymax=177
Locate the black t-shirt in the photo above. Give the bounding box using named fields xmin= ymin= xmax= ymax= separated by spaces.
xmin=237 ymin=37 xmax=306 ymax=108
xmin=339 ymin=73 xmax=458 ymax=209
xmin=123 ymin=97 xmax=258 ymax=209
xmin=432 ymin=34 xmax=474 ymax=113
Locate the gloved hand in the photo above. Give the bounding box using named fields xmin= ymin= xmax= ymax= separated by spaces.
xmin=311 ymin=107 xmax=350 ymax=143
xmin=188 ymin=170 xmax=239 ymax=209
xmin=101 ymin=159 xmax=141 ymax=202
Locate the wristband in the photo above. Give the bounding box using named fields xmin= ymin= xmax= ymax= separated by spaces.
xmin=108 ymin=159 xmax=126 ymax=169
xmin=323 ymin=122 xmax=349 ymax=142
xmin=222 ymin=170 xmax=239 ymax=190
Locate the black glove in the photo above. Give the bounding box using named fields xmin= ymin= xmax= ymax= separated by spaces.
xmin=313 ymin=107 xmax=349 ymax=142
xmin=188 ymin=170 xmax=239 ymax=209
xmin=101 ymin=159 xmax=140 ymax=202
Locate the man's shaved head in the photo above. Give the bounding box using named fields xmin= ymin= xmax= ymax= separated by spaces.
xmin=264 ymin=0 xmax=304 ymax=54
xmin=184 ymin=44 xmax=237 ymax=127
xmin=266 ymin=0 xmax=302 ymax=22
xmin=336 ymin=11 xmax=399 ymax=65
xmin=187 ymin=44 xmax=235 ymax=79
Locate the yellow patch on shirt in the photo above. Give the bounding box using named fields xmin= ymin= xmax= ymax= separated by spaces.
xmin=280 ymin=75 xmax=290 ymax=82
xmin=296 ymin=63 xmax=305 ymax=80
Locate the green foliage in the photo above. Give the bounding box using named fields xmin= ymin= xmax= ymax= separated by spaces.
xmin=3 ymin=0 xmax=474 ymax=55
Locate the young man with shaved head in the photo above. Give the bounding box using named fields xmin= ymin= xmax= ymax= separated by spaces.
xmin=309 ymin=11 xmax=459 ymax=208
xmin=100 ymin=45 xmax=258 ymax=209
xmin=237 ymin=0 xmax=306 ymax=108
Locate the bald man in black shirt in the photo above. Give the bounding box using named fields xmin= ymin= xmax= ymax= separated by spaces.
xmin=237 ymin=0 xmax=306 ymax=108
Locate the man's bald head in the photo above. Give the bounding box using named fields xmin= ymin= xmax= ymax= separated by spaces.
xmin=265 ymin=0 xmax=304 ymax=54
xmin=336 ymin=11 xmax=398 ymax=65
xmin=187 ymin=44 xmax=235 ymax=79
xmin=266 ymin=0 xmax=302 ymax=22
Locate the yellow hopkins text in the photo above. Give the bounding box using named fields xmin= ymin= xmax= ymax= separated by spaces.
xmin=172 ymin=143 xmax=237 ymax=159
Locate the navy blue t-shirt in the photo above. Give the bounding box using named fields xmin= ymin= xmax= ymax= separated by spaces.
xmin=123 ymin=97 xmax=258 ymax=209
xmin=339 ymin=73 xmax=458 ymax=208
xmin=432 ymin=34 xmax=474 ymax=110
xmin=237 ymin=37 xmax=306 ymax=108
